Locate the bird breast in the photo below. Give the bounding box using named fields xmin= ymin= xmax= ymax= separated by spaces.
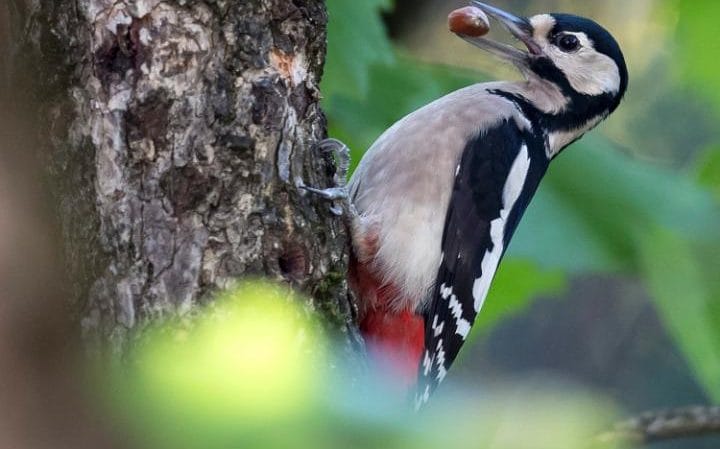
xmin=348 ymin=83 xmax=532 ymax=311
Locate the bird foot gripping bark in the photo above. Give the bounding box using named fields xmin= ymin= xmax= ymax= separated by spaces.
xmin=299 ymin=138 xmax=354 ymax=216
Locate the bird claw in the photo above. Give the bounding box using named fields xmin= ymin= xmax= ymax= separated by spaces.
xmin=300 ymin=185 xmax=348 ymax=201
xmin=314 ymin=138 xmax=350 ymax=188
xmin=300 ymin=184 xmax=348 ymax=217
xmin=300 ymin=138 xmax=353 ymax=216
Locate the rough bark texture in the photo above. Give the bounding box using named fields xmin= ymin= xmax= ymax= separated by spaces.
xmin=11 ymin=0 xmax=360 ymax=356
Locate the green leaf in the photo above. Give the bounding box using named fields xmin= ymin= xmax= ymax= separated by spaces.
xmin=637 ymin=228 xmax=720 ymax=402
xmin=323 ymin=0 xmax=395 ymax=100
xmin=110 ymin=281 xmax=329 ymax=448
xmin=511 ymin=135 xmax=720 ymax=272
xmin=509 ymin=182 xmax=623 ymax=273
xmin=696 ymin=146 xmax=720 ymax=201
xmin=476 ymin=259 xmax=567 ymax=333
xmin=675 ymin=0 xmax=720 ymax=114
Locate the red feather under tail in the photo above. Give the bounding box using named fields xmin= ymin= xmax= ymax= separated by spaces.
xmin=360 ymin=307 xmax=425 ymax=390
xmin=350 ymin=246 xmax=425 ymax=390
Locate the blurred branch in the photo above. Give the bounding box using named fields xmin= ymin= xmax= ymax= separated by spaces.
xmin=596 ymin=406 xmax=720 ymax=446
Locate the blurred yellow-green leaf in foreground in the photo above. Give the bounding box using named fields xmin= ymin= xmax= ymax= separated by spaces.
xmin=102 ymin=280 xmax=620 ymax=449
xmin=107 ymin=281 xmax=327 ymax=448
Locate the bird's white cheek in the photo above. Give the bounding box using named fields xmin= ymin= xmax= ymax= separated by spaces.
xmin=552 ymin=49 xmax=621 ymax=96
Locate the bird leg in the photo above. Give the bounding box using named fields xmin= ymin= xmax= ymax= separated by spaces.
xmin=299 ymin=138 xmax=354 ymax=216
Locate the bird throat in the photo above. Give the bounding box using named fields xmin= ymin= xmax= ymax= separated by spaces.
xmin=488 ymin=86 xmax=611 ymax=159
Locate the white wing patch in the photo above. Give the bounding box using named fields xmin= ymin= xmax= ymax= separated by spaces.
xmin=440 ymin=283 xmax=472 ymax=340
xmin=434 ymin=339 xmax=447 ymax=382
xmin=418 ymin=137 xmax=540 ymax=408
xmin=449 ymin=295 xmax=472 ymax=339
xmin=440 ymin=283 xmax=453 ymax=300
xmin=472 ymin=145 xmax=531 ymax=312
xmin=431 ymin=315 xmax=445 ymax=337
xmin=422 ymin=350 xmax=432 ymax=377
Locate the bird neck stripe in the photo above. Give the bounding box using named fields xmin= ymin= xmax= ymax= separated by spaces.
xmin=490 ymin=89 xmax=611 ymax=130
xmin=489 ymin=88 xmax=611 ymax=157
xmin=529 ymin=58 xmax=577 ymax=98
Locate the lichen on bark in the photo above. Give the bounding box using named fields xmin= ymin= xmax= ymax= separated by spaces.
xmin=13 ymin=0 xmax=360 ymax=356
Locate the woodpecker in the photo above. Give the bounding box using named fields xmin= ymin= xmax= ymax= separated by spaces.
xmin=311 ymin=2 xmax=628 ymax=404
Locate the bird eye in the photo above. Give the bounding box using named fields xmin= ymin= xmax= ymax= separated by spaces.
xmin=555 ymin=34 xmax=580 ymax=52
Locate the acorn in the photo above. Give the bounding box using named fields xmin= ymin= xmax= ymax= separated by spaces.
xmin=448 ymin=6 xmax=490 ymax=37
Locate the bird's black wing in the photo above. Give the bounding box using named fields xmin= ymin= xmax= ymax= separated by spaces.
xmin=416 ymin=119 xmax=546 ymax=406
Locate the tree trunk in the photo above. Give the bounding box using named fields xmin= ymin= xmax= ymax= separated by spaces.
xmin=8 ymin=0 xmax=360 ymax=356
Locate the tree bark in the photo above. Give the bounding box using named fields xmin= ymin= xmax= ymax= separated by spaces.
xmin=9 ymin=0 xmax=360 ymax=356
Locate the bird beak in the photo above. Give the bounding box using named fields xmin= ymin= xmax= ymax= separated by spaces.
xmin=460 ymin=1 xmax=543 ymax=66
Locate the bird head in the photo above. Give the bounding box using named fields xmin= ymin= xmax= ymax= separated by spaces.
xmin=462 ymin=2 xmax=628 ymax=114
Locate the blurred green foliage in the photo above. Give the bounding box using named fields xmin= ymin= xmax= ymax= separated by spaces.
xmin=697 ymin=147 xmax=720 ymax=200
xmin=109 ymin=281 xmax=619 ymax=449
xmin=323 ymin=0 xmax=720 ymax=401
xmin=110 ymin=282 xmax=327 ymax=447
xmin=638 ymin=229 xmax=720 ymax=400
xmin=324 ymin=0 xmax=394 ymax=100
xmin=675 ymin=0 xmax=720 ymax=112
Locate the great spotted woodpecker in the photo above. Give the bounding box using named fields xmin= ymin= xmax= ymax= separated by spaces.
xmin=306 ymin=2 xmax=628 ymax=405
